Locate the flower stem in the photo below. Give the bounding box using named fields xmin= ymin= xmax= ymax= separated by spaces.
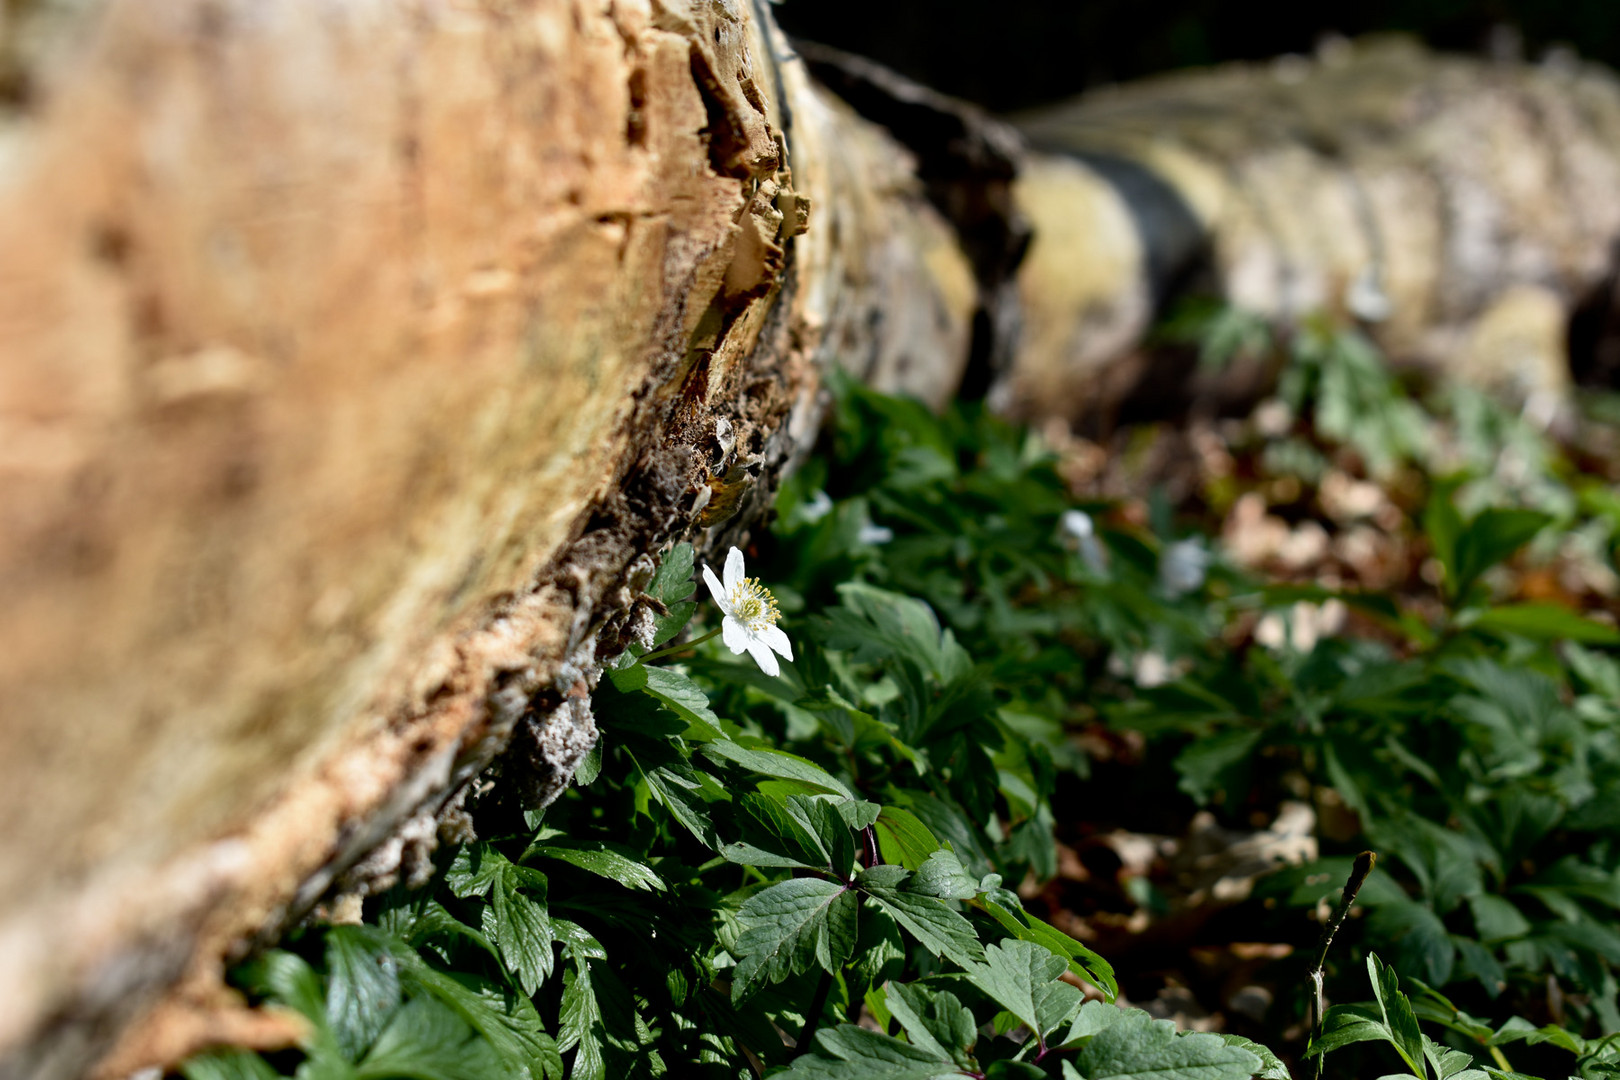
xmin=634 ymin=626 xmax=722 ymax=666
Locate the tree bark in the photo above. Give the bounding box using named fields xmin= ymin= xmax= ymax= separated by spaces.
xmin=0 ymin=2 xmax=973 ymax=1076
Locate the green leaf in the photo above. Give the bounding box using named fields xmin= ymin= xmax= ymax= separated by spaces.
xmin=782 ymin=1022 xmax=962 ymax=1078
xmin=850 ymin=904 xmax=907 ymax=991
xmin=859 ymin=871 xmax=986 ymax=969
xmin=181 ymin=1051 xmax=284 ymax=1080
xmin=1464 ymin=604 xmax=1620 ymax=644
xmin=1421 ymin=1035 xmax=1488 ymax=1080
xmin=1452 ymin=508 xmax=1552 ymax=599
xmin=489 ymin=863 xmax=553 ymax=996
xmin=639 ymin=761 xmax=720 ymax=850
xmin=647 ymin=543 xmax=697 ymax=604
xmin=1174 ymin=728 xmax=1261 ymax=805
xmin=356 ymin=996 xmax=506 ymax=1080
xmin=722 ymin=793 xmax=856 ymax=875
xmin=883 ymin=983 xmax=976 ymax=1067
xmin=640 ymin=667 xmax=725 ymax=739
xmin=1061 ymin=999 xmax=1133 ymax=1046
xmin=1308 ymin=1006 xmax=1393 ymax=1058
xmin=325 ymin=927 xmax=402 ymax=1060
xmin=838 ymin=799 xmax=883 ymax=831
xmin=444 ymin=845 xmax=504 ymax=900
xmin=1368 ymin=952 xmax=1427 ymax=1075
xmin=731 ymin=878 xmax=858 ymax=1001
xmin=702 ymin=739 xmax=854 ymax=798
xmin=908 ymin=850 xmax=981 ymax=900
xmin=1367 ymin=900 xmax=1455 ymax=987
xmin=1219 ymin=1034 xmax=1290 ymax=1079
xmin=521 ymin=838 xmax=665 ymax=892
xmin=558 ymin=963 xmax=607 ymax=1080
xmin=962 ymin=939 xmax=1080 ymax=1040
xmin=978 ymin=897 xmax=1118 ymax=1000
xmin=390 ymin=954 xmax=561 ymax=1079
xmin=1071 ymin=1007 xmax=1261 ymax=1080
xmin=873 ymin=807 xmax=941 ymax=870
xmin=1424 ymin=477 xmax=1465 ymax=591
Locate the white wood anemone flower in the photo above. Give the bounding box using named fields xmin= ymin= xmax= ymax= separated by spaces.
xmin=702 ymin=546 xmax=793 ymax=676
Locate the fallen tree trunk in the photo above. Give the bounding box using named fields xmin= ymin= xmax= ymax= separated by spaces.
xmin=6 ymin=7 xmax=1620 ymax=1078
xmin=0 ymin=2 xmax=976 ymax=1076
xmin=1002 ymin=37 xmax=1620 ymax=427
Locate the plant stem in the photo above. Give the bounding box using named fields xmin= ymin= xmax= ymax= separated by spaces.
xmin=794 ymin=967 xmax=838 ymax=1060
xmin=1312 ymin=851 xmax=1377 ymax=1080
xmin=634 ymin=626 xmax=722 ymax=666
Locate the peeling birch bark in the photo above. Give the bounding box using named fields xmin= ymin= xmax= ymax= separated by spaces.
xmin=1002 ymin=38 xmax=1620 ymax=426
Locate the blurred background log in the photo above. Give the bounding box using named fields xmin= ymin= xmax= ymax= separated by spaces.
xmin=999 ymin=38 xmax=1620 ymax=430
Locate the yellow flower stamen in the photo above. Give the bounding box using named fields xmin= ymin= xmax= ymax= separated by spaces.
xmin=728 ymin=576 xmax=781 ymax=630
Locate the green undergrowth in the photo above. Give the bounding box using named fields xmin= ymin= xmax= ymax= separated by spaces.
xmin=184 ymin=345 xmax=1620 ymax=1079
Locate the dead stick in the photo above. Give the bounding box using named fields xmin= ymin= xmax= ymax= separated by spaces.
xmin=1312 ymin=851 xmax=1376 ymax=1080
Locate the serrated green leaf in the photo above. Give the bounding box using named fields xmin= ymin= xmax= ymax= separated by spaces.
xmin=907 ymin=850 xmax=980 ymax=901
xmin=521 ymin=838 xmax=665 ymax=892
xmin=703 ymin=739 xmax=854 ymax=798
xmin=640 ymin=761 xmax=720 ymax=850
xmin=884 ymin=983 xmax=977 ymax=1067
xmin=782 ymin=1023 xmax=961 ymax=1079
xmin=1307 ymin=1005 xmax=1392 ymax=1058
xmin=640 ymin=667 xmax=725 ymax=739
xmin=356 ymin=996 xmax=506 ymax=1080
xmin=873 ymin=807 xmax=941 ymax=870
xmin=851 ymin=905 xmax=906 ymax=991
xmin=962 ymin=939 xmax=1077 ymax=1039
xmin=1061 ymin=999 xmax=1133 ymax=1047
xmin=384 ymin=948 xmax=560 ymax=1080
xmin=323 ymin=927 xmax=402 ymax=1061
xmin=731 ymin=878 xmax=858 ymax=1002
xmin=1368 ymin=953 xmax=1427 ymax=1075
xmin=1219 ymin=1034 xmax=1290 ymax=1079
xmin=1073 ymin=1008 xmax=1260 ymax=1080
xmin=979 ymin=898 xmax=1118 ymax=1000
xmin=838 ymin=799 xmax=883 ymax=831
xmin=859 ymin=874 xmax=985 ymax=969
xmin=647 ymin=543 xmax=697 ymax=605
xmin=489 ymin=864 xmax=553 ymax=996
xmin=180 ymin=1050 xmax=284 ymax=1080
xmin=444 ymin=845 xmax=504 ymax=900
xmin=558 ymin=963 xmax=606 ymax=1080
xmin=1422 ymin=1035 xmax=1486 ymax=1080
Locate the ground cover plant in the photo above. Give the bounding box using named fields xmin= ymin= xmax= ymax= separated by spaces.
xmin=183 ymin=322 xmax=1620 ymax=1079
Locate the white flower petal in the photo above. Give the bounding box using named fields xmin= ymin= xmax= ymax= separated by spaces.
xmin=746 ymin=638 xmax=780 ymax=677
xmin=760 ymin=623 xmax=793 ymax=661
xmin=723 ymin=546 xmax=746 ymax=593
xmin=721 ymin=615 xmax=750 ymax=655
xmin=702 ymin=564 xmax=729 ymax=610
xmin=1061 ymin=509 xmax=1094 ymax=539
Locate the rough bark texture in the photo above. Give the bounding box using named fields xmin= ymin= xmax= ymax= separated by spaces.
xmin=0 ymin=2 xmax=975 ymax=1076
xmin=1002 ymin=38 xmax=1620 ymax=427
